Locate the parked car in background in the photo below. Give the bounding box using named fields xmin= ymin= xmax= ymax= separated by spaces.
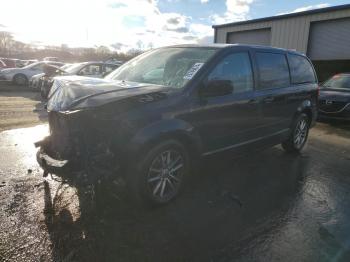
xmin=36 ymin=44 xmax=318 ymax=205
xmin=22 ymin=59 xmax=38 ymax=67
xmin=318 ymin=73 xmax=350 ymax=121
xmin=40 ymin=61 xmax=119 ymax=98
xmin=0 ymin=58 xmax=18 ymax=68
xmin=0 ymin=61 xmax=64 ymax=85
xmin=104 ymin=58 xmax=124 ymax=66
xmin=29 ymin=64 xmax=72 ymax=90
xmin=43 ymin=57 xmax=59 ymax=62
xmin=0 ymin=59 xmax=6 ymax=69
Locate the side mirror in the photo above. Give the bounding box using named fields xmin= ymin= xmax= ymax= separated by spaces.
xmin=200 ymin=79 xmax=233 ymax=97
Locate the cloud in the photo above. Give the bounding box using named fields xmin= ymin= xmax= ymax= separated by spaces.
xmin=200 ymin=0 xmax=209 ymax=3
xmin=196 ymin=35 xmax=214 ymax=44
xmin=278 ymin=3 xmax=330 ymax=15
xmin=211 ymin=0 xmax=254 ymax=25
xmin=111 ymin=42 xmax=128 ymax=50
xmin=0 ymin=0 xmax=215 ymax=51
xmin=182 ymin=35 xmax=197 ymax=41
xmin=167 ymin=17 xmax=181 ymax=25
xmin=165 ymin=26 xmax=189 ymax=33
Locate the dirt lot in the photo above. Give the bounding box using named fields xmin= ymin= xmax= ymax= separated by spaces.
xmin=0 ymin=90 xmax=47 ymax=132
xmin=0 ymin=89 xmax=350 ymax=261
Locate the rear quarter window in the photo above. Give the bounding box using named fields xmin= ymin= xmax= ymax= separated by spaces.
xmin=288 ymin=54 xmax=316 ymax=84
xmin=256 ymin=52 xmax=290 ymax=89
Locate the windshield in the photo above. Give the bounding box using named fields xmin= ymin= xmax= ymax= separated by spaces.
xmin=322 ymin=75 xmax=350 ymax=89
xmin=60 ymin=64 xmax=72 ymax=71
xmin=64 ymin=63 xmax=86 ymax=73
xmin=105 ymin=47 xmax=217 ymax=89
xmin=22 ymin=61 xmax=41 ymax=69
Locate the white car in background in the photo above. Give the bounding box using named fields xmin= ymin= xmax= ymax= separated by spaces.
xmin=39 ymin=61 xmax=120 ymax=98
xmin=29 ymin=64 xmax=72 ymax=89
xmin=0 ymin=61 xmax=64 ymax=85
xmin=61 ymin=61 xmax=120 ymax=78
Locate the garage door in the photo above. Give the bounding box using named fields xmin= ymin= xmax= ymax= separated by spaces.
xmin=227 ymin=28 xmax=271 ymax=46
xmin=308 ymin=18 xmax=350 ymax=60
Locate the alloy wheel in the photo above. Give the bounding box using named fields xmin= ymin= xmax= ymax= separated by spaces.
xmin=293 ymin=118 xmax=308 ymax=148
xmin=147 ymin=149 xmax=184 ymax=201
xmin=15 ymin=75 xmax=26 ymax=85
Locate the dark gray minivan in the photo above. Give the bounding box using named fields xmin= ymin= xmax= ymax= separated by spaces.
xmin=36 ymin=44 xmax=319 ymax=205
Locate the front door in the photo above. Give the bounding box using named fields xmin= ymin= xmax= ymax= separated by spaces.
xmin=184 ymin=51 xmax=262 ymax=154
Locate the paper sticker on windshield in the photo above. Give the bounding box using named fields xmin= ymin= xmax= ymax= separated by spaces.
xmin=183 ymin=63 xmax=204 ymax=80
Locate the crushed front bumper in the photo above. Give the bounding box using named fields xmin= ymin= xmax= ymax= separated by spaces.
xmin=35 ymin=136 xmax=74 ymax=176
xmin=36 ymin=148 xmax=70 ymax=175
xmin=35 ymin=135 xmax=119 ymax=182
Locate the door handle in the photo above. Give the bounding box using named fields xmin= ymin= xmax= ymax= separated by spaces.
xmin=263 ymin=97 xmax=274 ymax=103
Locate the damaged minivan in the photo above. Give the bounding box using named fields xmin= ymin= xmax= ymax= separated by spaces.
xmin=36 ymin=44 xmax=318 ymax=205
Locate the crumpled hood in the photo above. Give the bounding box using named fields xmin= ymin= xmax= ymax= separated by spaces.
xmin=319 ymin=89 xmax=350 ymax=102
xmin=47 ymin=75 xmax=172 ymax=112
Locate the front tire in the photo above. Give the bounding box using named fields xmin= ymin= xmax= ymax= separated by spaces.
xmin=13 ymin=74 xmax=28 ymax=86
xmin=129 ymin=140 xmax=190 ymax=206
xmin=282 ymin=113 xmax=310 ymax=153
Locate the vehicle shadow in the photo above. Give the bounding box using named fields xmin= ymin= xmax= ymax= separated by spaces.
xmin=42 ymin=146 xmax=309 ymax=262
xmin=43 ymin=179 xmax=101 ymax=261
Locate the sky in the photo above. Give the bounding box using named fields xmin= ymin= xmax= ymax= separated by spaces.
xmin=0 ymin=0 xmax=349 ymax=52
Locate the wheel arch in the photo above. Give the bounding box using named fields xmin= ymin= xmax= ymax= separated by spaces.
xmin=13 ymin=73 xmax=28 ymax=83
xmin=294 ymin=100 xmax=313 ymax=124
xmin=128 ymin=119 xmax=203 ymax=161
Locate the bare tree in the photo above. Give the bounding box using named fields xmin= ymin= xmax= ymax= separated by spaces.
xmin=0 ymin=31 xmax=13 ymax=55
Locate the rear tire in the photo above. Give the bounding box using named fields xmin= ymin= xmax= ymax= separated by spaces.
xmin=128 ymin=140 xmax=190 ymax=206
xmin=282 ymin=113 xmax=310 ymax=153
xmin=13 ymin=74 xmax=28 ymax=86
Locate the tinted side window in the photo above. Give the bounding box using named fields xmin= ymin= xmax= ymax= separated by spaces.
xmin=208 ymin=52 xmax=253 ymax=94
xmin=288 ymin=54 xmax=316 ymax=84
xmin=79 ymin=64 xmax=101 ymax=76
xmin=104 ymin=64 xmax=118 ymax=74
xmin=32 ymin=64 xmax=45 ymax=70
xmin=256 ymin=52 xmax=290 ymax=89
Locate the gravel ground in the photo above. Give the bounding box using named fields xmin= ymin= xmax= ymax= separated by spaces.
xmin=0 ymin=89 xmax=47 ymax=132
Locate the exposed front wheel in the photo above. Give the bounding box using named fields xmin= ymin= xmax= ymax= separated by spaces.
xmin=130 ymin=140 xmax=190 ymax=205
xmin=282 ymin=113 xmax=310 ymax=153
xmin=13 ymin=74 xmax=28 ymax=86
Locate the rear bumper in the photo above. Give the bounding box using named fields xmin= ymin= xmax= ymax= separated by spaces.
xmin=318 ymin=104 xmax=350 ymax=121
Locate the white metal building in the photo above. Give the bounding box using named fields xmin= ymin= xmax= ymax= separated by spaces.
xmin=213 ymin=4 xmax=350 ymax=81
